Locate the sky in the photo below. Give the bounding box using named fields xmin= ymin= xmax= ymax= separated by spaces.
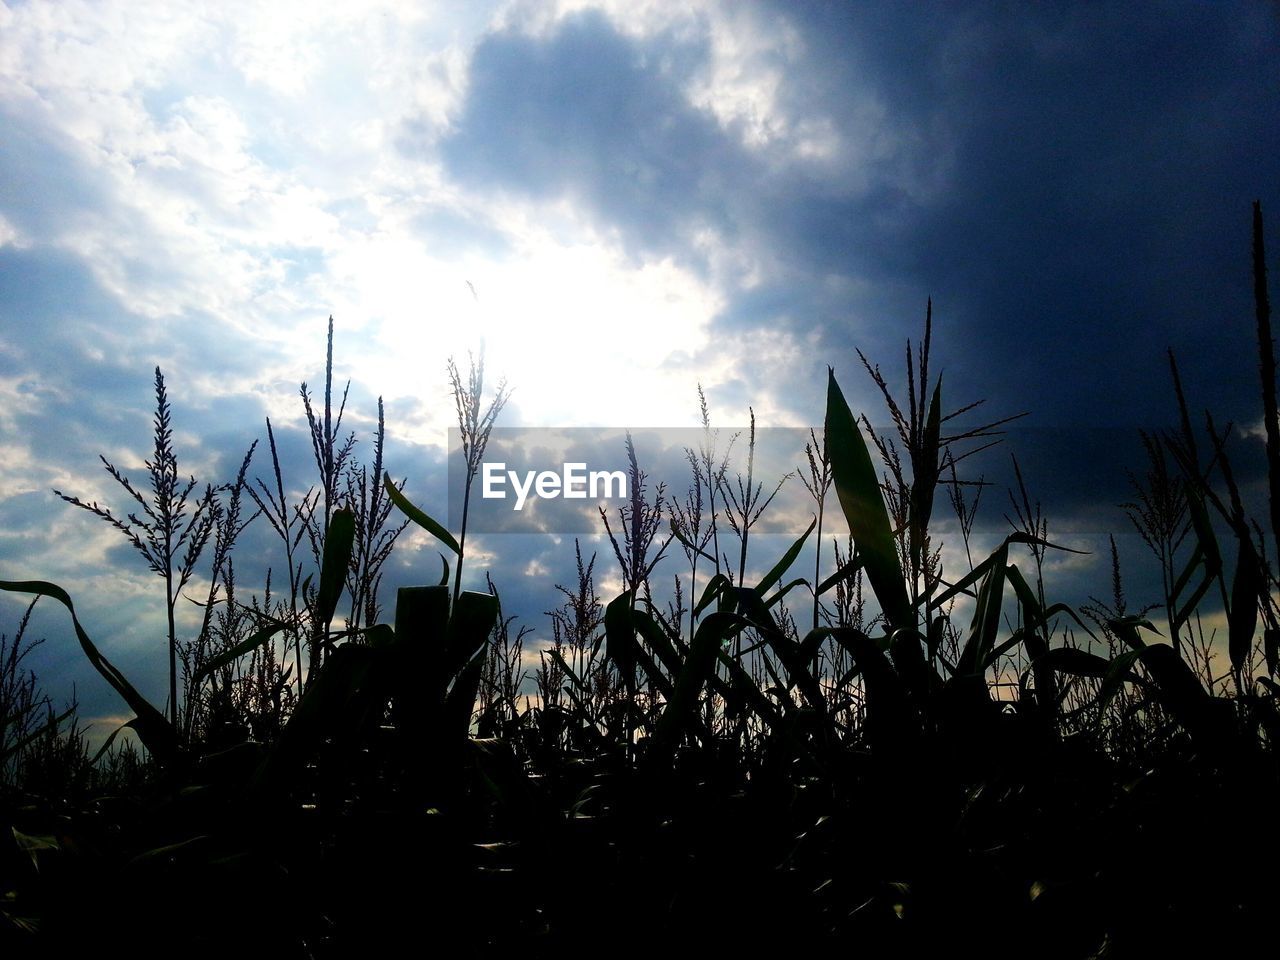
xmin=1 ymin=0 xmax=1279 ymax=737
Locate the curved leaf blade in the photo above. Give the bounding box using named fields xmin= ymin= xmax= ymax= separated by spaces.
xmin=384 ymin=473 xmax=461 ymax=556
xmin=193 ymin=620 xmax=289 ymax=685
xmin=0 ymin=579 xmax=178 ymax=764
xmin=317 ymin=506 xmax=355 ymax=626
xmin=754 ymin=516 xmax=816 ymax=597
xmin=825 ymin=369 xmax=911 ymax=630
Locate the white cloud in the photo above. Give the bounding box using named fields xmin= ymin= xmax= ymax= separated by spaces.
xmin=685 ymin=4 xmax=806 ymax=150
xmin=0 ymin=0 xmax=768 ymax=459
xmin=0 ymin=212 xmax=26 ymax=249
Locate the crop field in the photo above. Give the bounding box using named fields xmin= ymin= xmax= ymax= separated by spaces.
xmin=2 ymin=208 xmax=1279 ymax=958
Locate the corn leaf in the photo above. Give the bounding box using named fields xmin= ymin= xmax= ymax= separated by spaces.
xmin=693 ymin=573 xmax=730 ymax=617
xmin=384 ymin=472 xmax=461 ymax=555
xmin=1228 ymin=537 xmax=1261 ymax=676
xmin=445 ymin=590 xmax=500 ymax=677
xmin=1028 ymin=647 xmax=1112 ymax=680
xmin=193 ymin=620 xmax=289 ymax=684
xmin=605 ymin=590 xmax=637 ymax=681
xmin=669 ymin=517 xmax=716 ymax=564
xmin=317 ymin=506 xmax=355 ymax=627
xmin=0 ymin=579 xmax=178 ymax=765
xmin=816 ymin=553 xmax=864 ymax=596
xmin=955 ymin=541 xmax=1010 ymax=675
xmin=651 ymin=611 xmax=752 ymax=761
xmin=825 ymin=369 xmax=911 ymax=630
xmin=754 ymin=516 xmax=816 ymax=597
xmin=0 ymin=703 xmax=76 ymax=764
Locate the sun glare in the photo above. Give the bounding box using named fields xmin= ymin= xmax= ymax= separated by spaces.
xmin=359 ymin=229 xmax=725 ymax=437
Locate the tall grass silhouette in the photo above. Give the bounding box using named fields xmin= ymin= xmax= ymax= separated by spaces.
xmin=0 ymin=207 xmax=1277 ymax=957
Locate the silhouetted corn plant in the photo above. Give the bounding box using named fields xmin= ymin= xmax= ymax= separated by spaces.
xmin=719 ymin=407 xmax=791 ymax=593
xmin=344 ymin=397 xmax=408 ymax=633
xmin=179 ymin=439 xmax=260 ymax=742
xmin=448 ymin=350 xmax=511 ymax=603
xmin=0 ymin=577 xmax=179 ymax=765
xmin=252 ymin=532 xmax=500 ymax=809
xmin=53 ymin=367 xmax=223 ymax=728
xmin=0 ymin=600 xmax=70 ymax=787
xmin=824 ymin=340 xmax=1094 ymax=755
xmin=535 ymin=540 xmax=613 ymax=757
xmin=246 ymin=416 xmax=317 ymax=696
xmin=1122 ymin=429 xmax=1191 ymax=655
xmin=600 ymin=434 xmax=677 ymax=761
xmin=695 ymin=384 xmax=734 ymax=581
xmin=799 ymin=427 xmax=833 ymax=631
xmin=670 ymin=445 xmax=717 ymax=641
xmin=601 ymin=433 xmax=673 ymax=603
xmin=477 ymin=573 xmax=531 ymax=739
xmin=1254 ymin=200 xmax=1280 ymax=560
xmin=301 ymin=316 xmax=356 ymax=673
xmin=9 ymin=208 xmax=1280 ymax=959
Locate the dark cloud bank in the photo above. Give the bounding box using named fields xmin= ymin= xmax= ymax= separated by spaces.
xmin=432 ymin=0 xmax=1280 ymax=537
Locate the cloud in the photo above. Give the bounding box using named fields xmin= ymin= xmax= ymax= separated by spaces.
xmin=437 ymin=10 xmax=738 ymax=258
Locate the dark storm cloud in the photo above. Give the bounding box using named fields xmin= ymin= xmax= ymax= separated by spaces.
xmin=793 ymin=2 xmax=1280 ymax=422
xmin=791 ymin=1 xmax=1280 ymax=539
xmin=430 ymin=1 xmax=1280 ymax=548
xmin=436 ymin=9 xmax=745 ymax=259
xmin=762 ymin=3 xmax=1280 ymax=454
xmin=431 ymin=6 xmax=963 ymax=342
